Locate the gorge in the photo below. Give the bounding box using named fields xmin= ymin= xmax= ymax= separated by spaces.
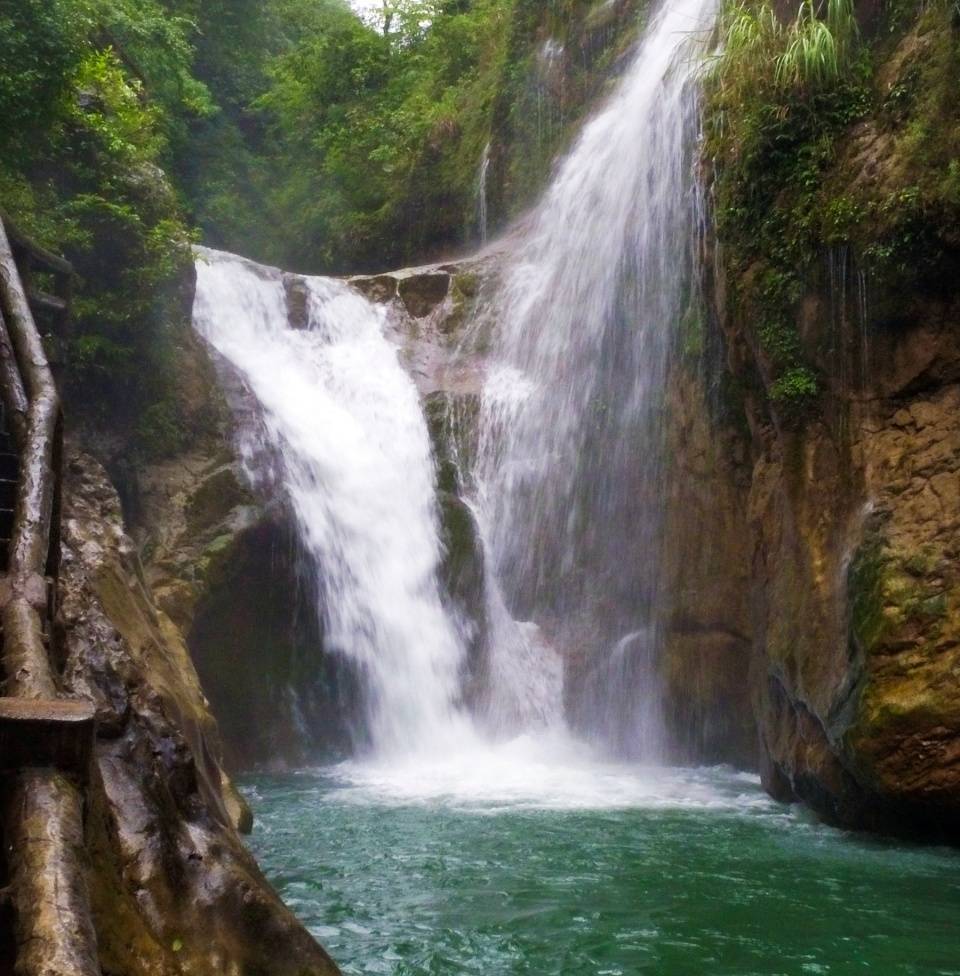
xmin=0 ymin=0 xmax=958 ymax=973
xmin=188 ymin=0 xmax=718 ymax=769
xmin=182 ymin=0 xmax=959 ymax=968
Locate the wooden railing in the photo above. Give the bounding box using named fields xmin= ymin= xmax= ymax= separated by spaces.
xmin=0 ymin=218 xmax=99 ymax=976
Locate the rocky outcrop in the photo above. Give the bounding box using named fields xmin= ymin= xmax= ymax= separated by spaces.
xmin=683 ymin=0 xmax=960 ymax=836
xmin=58 ymin=452 xmax=339 ymax=975
xmin=737 ymin=296 xmax=960 ymax=835
xmin=350 ymin=251 xmax=501 ymax=398
xmin=659 ymin=273 xmax=959 ymax=836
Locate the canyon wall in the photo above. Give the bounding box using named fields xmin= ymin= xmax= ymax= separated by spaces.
xmin=57 ymin=449 xmax=339 ymax=974
xmin=118 ymin=2 xmax=959 ymax=841
xmin=671 ymin=1 xmax=960 ymax=835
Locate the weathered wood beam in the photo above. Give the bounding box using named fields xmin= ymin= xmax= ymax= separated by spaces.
xmin=0 ymin=597 xmax=56 ymax=700
xmin=0 ymin=308 xmax=29 ymax=451
xmin=0 ymin=219 xmax=60 ymax=583
xmin=4 ymin=769 xmax=99 ymax=976
xmin=27 ymin=292 xmax=68 ymax=319
xmin=0 ymin=699 xmax=95 ymax=780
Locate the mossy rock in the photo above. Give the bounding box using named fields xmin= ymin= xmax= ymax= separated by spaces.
xmin=196 ymin=532 xmax=239 ymax=589
xmin=398 ymin=272 xmax=450 ymax=318
xmin=350 ymin=274 xmax=399 ymax=304
xmin=186 ymin=466 xmax=253 ymax=535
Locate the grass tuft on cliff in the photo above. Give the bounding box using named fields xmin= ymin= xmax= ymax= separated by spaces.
xmin=705 ymin=0 xmax=960 ymax=423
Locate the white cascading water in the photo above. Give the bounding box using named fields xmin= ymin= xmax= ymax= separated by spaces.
xmin=476 ymin=142 xmax=491 ymax=245
xmin=191 ymin=0 xmax=720 ymax=802
xmin=473 ymin=0 xmax=717 ymax=759
xmin=192 ymin=251 xmax=471 ymax=756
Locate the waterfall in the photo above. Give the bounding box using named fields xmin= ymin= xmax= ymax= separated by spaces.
xmin=192 ymin=251 xmax=470 ymax=755
xmin=191 ymin=0 xmax=717 ymax=770
xmin=476 ymin=142 xmax=491 ymax=245
xmin=473 ymin=0 xmax=717 ymax=758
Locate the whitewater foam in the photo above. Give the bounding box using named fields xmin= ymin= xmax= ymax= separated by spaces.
xmin=326 ymin=734 xmax=769 ymax=814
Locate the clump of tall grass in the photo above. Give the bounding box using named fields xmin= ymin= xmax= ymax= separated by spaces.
xmin=709 ymin=0 xmax=860 ymax=101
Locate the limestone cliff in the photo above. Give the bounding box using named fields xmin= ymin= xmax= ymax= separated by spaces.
xmin=715 ymin=266 xmax=960 ymax=836
xmin=660 ymin=359 xmax=757 ymax=768
xmin=128 ymin=254 xmax=494 ymax=768
xmin=121 ymin=0 xmax=960 ymax=839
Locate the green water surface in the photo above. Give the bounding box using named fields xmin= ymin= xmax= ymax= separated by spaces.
xmin=242 ymin=766 xmax=960 ymax=976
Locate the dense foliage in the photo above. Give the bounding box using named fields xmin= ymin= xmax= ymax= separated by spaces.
xmin=0 ymin=0 xmax=500 ymax=451
xmin=255 ymin=0 xmax=515 ymax=270
xmin=0 ymin=0 xmax=643 ymax=457
xmin=0 ymin=0 xmax=208 ymax=453
xmin=248 ymin=0 xmax=644 ymax=271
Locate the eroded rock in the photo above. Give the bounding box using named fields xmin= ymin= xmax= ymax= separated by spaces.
xmin=715 ymin=261 xmax=960 ymax=837
xmin=59 ymin=453 xmax=340 ymax=976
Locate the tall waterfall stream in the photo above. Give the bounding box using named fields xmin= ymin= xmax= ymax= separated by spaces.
xmin=191 ymin=1 xmax=960 ymax=972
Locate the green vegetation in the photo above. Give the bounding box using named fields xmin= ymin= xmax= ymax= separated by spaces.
xmin=849 ymin=530 xmax=952 ymax=658
xmin=3 ymin=0 xmax=958 ymax=455
xmin=0 ymin=0 xmax=642 ymax=454
xmin=256 ymin=0 xmax=516 ymax=270
xmin=706 ymin=0 xmax=868 ymax=421
xmin=0 ymin=0 xmax=204 ymax=453
xmin=710 ymin=0 xmax=859 ymax=105
xmin=848 ymin=532 xmax=889 ymax=654
xmin=244 ymin=0 xmax=643 ymax=270
xmin=706 ymin=0 xmax=960 ymax=423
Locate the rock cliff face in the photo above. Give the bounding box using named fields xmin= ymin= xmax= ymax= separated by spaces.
xmin=59 ymin=452 xmax=339 ymax=975
xmin=119 ymin=5 xmax=959 ymax=840
xmin=659 ymin=360 xmax=758 ymax=768
xmin=719 ymin=283 xmax=960 ymax=836
xmin=655 ymin=283 xmax=959 ymax=838
xmin=134 ymin=230 xmax=958 ymax=841
xmin=675 ymin=2 xmax=960 ymax=837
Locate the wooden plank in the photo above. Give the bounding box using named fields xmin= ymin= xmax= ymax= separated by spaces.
xmin=0 ymin=698 xmax=95 ymax=722
xmin=0 ymin=698 xmax=96 ymax=779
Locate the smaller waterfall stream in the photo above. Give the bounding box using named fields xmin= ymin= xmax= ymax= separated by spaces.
xmin=475 ymin=142 xmax=491 ymax=245
xmin=193 ymin=251 xmax=471 ymax=755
